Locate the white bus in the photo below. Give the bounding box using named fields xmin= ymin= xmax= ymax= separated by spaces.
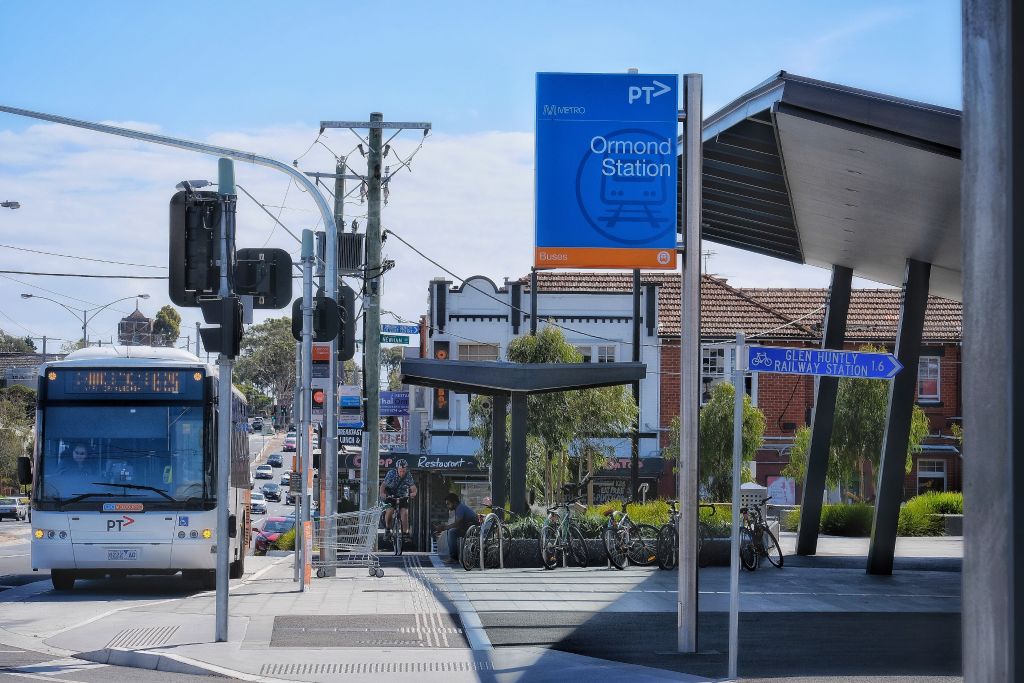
xmin=22 ymin=347 xmax=250 ymax=591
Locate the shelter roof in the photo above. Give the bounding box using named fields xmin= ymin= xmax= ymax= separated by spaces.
xmin=399 ymin=358 xmax=646 ymax=396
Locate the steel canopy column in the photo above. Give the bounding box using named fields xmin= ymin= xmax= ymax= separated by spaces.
xmin=491 ymin=393 xmax=508 ymax=510
xmin=509 ymin=392 xmax=528 ymax=516
xmin=796 ymin=265 xmax=852 ymax=555
xmin=867 ymin=258 xmax=930 ymax=575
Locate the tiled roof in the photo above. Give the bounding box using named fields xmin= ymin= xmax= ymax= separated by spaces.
xmin=516 ymin=271 xmax=962 ymax=342
xmin=0 ymin=352 xmax=65 ymax=373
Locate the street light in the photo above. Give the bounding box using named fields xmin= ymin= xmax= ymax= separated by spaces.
xmin=21 ymin=293 xmax=150 ymax=346
xmin=1 ymin=201 xmax=19 ymax=209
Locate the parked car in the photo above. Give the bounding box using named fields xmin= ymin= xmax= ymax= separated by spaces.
xmin=261 ymin=482 xmax=282 ymax=502
xmin=285 ymin=489 xmax=297 ymax=506
xmin=252 ymin=417 xmax=264 ymax=432
xmin=267 ymin=453 xmax=284 ymax=468
xmin=283 ymin=434 xmax=296 ymax=452
xmin=250 ymin=492 xmax=267 ymax=515
xmin=252 ymin=516 xmax=295 ymax=555
xmin=249 ymin=473 xmax=255 ymax=490
xmin=0 ymin=497 xmax=27 ymax=521
xmin=255 ymin=464 xmax=274 ymax=480
xmin=280 ymin=471 xmax=291 ymax=485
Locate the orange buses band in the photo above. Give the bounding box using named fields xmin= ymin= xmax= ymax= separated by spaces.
xmin=534 ymin=246 xmax=677 ymax=269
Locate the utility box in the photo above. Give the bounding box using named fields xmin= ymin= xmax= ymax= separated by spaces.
xmin=740 ymin=481 xmax=768 ymax=519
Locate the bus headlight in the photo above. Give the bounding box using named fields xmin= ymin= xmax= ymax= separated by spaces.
xmin=201 ymin=529 xmax=212 ymax=539
xmin=34 ymin=529 xmax=43 ymax=539
xmin=47 ymin=530 xmax=55 ymax=539
xmin=58 ymin=531 xmax=67 ymax=540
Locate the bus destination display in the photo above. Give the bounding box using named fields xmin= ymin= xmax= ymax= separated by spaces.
xmin=58 ymin=369 xmax=201 ymax=398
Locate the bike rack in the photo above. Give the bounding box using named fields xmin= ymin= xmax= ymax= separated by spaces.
xmin=478 ymin=513 xmax=504 ymax=570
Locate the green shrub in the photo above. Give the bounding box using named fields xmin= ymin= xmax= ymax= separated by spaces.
xmin=781 ymin=507 xmax=801 ymax=532
xmin=897 ymin=505 xmax=943 ymax=536
xmin=272 ymin=528 xmax=296 ymax=551
xmin=699 ymin=504 xmax=731 ymax=538
xmin=587 ymin=499 xmax=671 ymax=527
xmin=819 ymin=503 xmax=874 ymax=536
xmin=904 ymin=491 xmax=963 ymax=516
xmin=503 ymin=515 xmax=544 ymax=540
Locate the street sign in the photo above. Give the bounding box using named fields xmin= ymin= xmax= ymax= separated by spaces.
xmin=381 ymin=324 xmax=419 ymax=335
xmin=381 ymin=391 xmax=409 ymax=416
xmin=339 ymin=427 xmax=363 ymax=446
xmin=381 ymin=334 xmax=410 ymax=345
xmin=747 ymin=346 xmax=904 ymax=379
xmin=535 ymin=72 xmax=678 ymax=270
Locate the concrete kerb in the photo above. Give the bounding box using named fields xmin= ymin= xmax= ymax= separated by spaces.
xmin=427 ymin=552 xmax=492 ymax=651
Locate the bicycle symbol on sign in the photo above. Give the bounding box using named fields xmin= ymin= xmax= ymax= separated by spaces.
xmin=750 ymin=351 xmax=772 ymax=369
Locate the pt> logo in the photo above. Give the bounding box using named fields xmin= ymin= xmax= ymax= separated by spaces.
xmin=106 ymin=516 xmax=135 ymax=531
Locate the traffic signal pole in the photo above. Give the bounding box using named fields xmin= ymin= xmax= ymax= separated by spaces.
xmin=215 ymin=159 xmax=236 ymax=643
xmin=299 ymin=230 xmax=314 ymax=592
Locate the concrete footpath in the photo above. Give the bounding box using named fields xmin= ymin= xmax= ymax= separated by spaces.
xmin=0 ymin=534 xmax=962 ymax=682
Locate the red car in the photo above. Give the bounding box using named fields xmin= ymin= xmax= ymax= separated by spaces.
xmin=253 ymin=516 xmax=295 ymax=555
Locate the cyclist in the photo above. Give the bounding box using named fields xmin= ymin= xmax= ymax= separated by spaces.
xmin=433 ymin=492 xmax=478 ymax=564
xmin=380 ymin=459 xmax=417 ymax=543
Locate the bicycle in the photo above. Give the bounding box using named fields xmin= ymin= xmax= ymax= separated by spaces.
xmin=383 ymin=495 xmax=410 ymax=557
xmin=602 ymin=498 xmax=659 ymax=570
xmin=739 ymin=496 xmax=783 ymax=570
xmin=461 ymin=505 xmax=515 ymax=571
xmin=656 ymin=502 xmax=721 ymax=570
xmin=540 ymin=494 xmax=589 ymax=570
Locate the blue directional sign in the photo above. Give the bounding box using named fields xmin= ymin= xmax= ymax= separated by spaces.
xmin=535 ymin=72 xmax=678 ymax=270
xmin=747 ymin=346 xmax=903 ymax=379
xmin=381 ymin=391 xmax=409 ymax=417
xmin=382 ymin=324 xmax=419 ymax=335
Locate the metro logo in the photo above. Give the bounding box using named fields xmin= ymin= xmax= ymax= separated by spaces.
xmin=106 ymin=516 xmax=136 ymax=531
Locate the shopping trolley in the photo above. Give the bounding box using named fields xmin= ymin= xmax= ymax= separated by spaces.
xmin=313 ymin=503 xmax=386 ymax=578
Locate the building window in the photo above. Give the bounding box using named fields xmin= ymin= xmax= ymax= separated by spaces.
xmin=457 ymin=343 xmax=499 ymax=362
xmin=574 ymin=345 xmax=592 ymax=363
xmin=917 ymin=357 xmax=940 ymax=401
xmin=703 ymin=347 xmax=726 ymax=378
xmin=917 ymin=458 xmax=946 ymax=494
xmin=596 ymin=345 xmax=615 ymax=363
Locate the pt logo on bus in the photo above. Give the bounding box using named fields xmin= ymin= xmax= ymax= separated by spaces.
xmin=106 ymin=516 xmax=135 ymax=531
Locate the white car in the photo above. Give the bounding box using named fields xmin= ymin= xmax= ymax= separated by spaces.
xmin=0 ymin=497 xmax=27 ymax=521
xmin=250 ymin=492 xmax=267 ymax=515
xmin=255 ymin=464 xmax=274 ymax=480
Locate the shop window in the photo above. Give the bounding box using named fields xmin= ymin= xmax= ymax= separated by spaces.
xmin=917 ymin=357 xmax=940 ymax=401
xmin=457 ymin=343 xmax=499 ymax=362
xmin=917 ymin=458 xmax=946 ymax=494
xmin=597 ymin=345 xmax=615 ymax=363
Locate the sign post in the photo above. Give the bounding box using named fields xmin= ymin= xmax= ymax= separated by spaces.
xmin=536 ymin=72 xmax=679 ymax=270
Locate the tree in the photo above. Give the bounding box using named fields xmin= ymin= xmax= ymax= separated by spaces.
xmin=60 ymin=338 xmax=88 ymax=354
xmin=152 ymin=305 xmax=182 ymax=347
xmin=0 ymin=387 xmax=35 ymax=494
xmin=782 ymin=344 xmax=930 ymax=501
xmin=0 ymin=330 xmax=35 ymax=353
xmin=234 ymin=317 xmax=296 ymax=417
xmin=237 ymin=381 xmax=273 ymax=416
xmin=668 ymin=381 xmax=765 ymax=503
xmin=469 ymin=327 xmax=637 ymax=504
xmin=380 ymin=346 xmax=405 ymax=391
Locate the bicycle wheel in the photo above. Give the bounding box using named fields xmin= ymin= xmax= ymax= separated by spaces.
xmin=656 ymin=524 xmax=677 ymax=570
xmin=393 ymin=523 xmax=403 ymax=557
xmin=625 ymin=523 xmax=660 ymax=566
xmin=761 ymin=526 xmax=784 ymax=568
xmin=462 ymin=525 xmax=480 ymax=572
xmin=602 ymin=526 xmax=627 ymax=570
xmin=539 ymin=524 xmax=559 ymax=570
xmin=739 ymin=527 xmax=757 ymax=571
xmin=567 ymin=525 xmax=588 ymax=568
xmin=483 ymin=522 xmax=504 ymax=568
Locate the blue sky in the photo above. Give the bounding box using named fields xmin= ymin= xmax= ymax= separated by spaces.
xmin=0 ymin=1 xmax=961 ymax=350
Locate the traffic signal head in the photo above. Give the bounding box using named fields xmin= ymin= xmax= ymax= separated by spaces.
xmin=312 ymin=388 xmax=325 ymax=410
xmin=291 ymin=296 xmax=341 ymax=342
xmin=338 ymin=283 xmax=356 ymax=362
xmin=199 ymin=295 xmax=244 ymax=358
xmin=169 ymin=190 xmax=222 ymax=307
xmin=235 ymin=248 xmax=293 ymax=309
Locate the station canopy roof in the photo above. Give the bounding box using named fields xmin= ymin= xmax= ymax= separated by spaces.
xmin=700 ymin=72 xmax=962 ymax=301
xmin=400 ymin=359 xmax=646 ymax=396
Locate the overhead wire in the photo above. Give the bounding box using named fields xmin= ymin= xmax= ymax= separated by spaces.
xmin=0 ymin=243 xmax=166 ymax=269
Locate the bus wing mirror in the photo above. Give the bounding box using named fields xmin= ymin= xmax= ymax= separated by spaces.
xmin=17 ymin=457 xmax=31 ymax=485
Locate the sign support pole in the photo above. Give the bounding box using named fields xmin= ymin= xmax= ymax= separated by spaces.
xmin=728 ymin=333 xmax=745 ymax=679
xmin=678 ymin=72 xmax=702 ymax=654
xmin=299 ymin=230 xmax=315 ymax=591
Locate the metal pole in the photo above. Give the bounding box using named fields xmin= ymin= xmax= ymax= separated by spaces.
xmin=728 ymin=332 xmax=745 ymax=680
xmin=321 ymin=157 xmax=345 ymax=575
xmin=81 ymin=313 xmax=88 ymax=347
xmin=215 ymin=158 xmax=236 ymax=643
xmin=631 ymin=269 xmax=641 ymax=499
xmin=293 ymin=342 xmax=302 ymax=582
xmin=677 ymin=72 xmax=702 ymax=653
xmin=195 ymin=322 xmax=201 ymax=356
xmin=364 ymin=113 xmax=384 ymax=509
xmin=530 ymin=268 xmax=538 ymax=335
xmin=299 ymin=230 xmax=315 ymax=591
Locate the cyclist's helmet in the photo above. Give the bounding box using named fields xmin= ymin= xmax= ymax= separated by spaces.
xmin=395 ymin=459 xmax=408 ymax=469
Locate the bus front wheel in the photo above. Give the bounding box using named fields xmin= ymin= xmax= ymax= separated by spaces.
xmin=51 ymin=570 xmax=75 ymax=591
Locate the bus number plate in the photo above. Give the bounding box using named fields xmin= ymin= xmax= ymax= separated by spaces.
xmin=107 ymin=549 xmax=139 ymax=561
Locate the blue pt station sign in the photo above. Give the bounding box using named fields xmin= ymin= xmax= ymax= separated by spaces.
xmin=748 ymin=346 xmax=903 ymax=379
xmin=535 ymin=72 xmax=678 ymax=270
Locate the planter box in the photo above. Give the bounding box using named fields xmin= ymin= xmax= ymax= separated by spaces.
xmin=931 ymin=514 xmax=963 ymax=536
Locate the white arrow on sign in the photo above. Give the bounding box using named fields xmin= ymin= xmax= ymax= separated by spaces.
xmin=651 ymin=80 xmax=671 ymax=98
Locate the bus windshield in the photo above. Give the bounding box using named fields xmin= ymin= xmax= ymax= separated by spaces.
xmin=39 ymin=405 xmax=210 ymax=509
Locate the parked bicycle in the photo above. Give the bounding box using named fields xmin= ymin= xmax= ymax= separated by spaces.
xmin=462 ymin=505 xmax=515 ymax=572
xmin=603 ymin=498 xmax=659 ymax=570
xmin=739 ymin=496 xmax=783 ymax=570
xmin=656 ymin=501 xmax=722 ymax=570
xmin=382 ymin=495 xmax=410 ymax=556
xmin=540 ymin=493 xmax=589 ymax=570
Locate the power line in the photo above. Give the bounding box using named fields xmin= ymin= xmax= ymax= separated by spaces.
xmin=0 ymin=270 xmax=165 ymax=279
xmin=0 ymin=243 xmax=166 ymax=268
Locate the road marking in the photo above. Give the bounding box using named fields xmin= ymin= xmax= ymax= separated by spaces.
xmin=0 ymin=657 xmax=105 ymax=682
xmin=428 ymin=554 xmax=491 ymax=651
xmin=0 ymin=554 xmax=29 ymax=558
xmin=0 ymin=674 xmax=91 ymax=683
